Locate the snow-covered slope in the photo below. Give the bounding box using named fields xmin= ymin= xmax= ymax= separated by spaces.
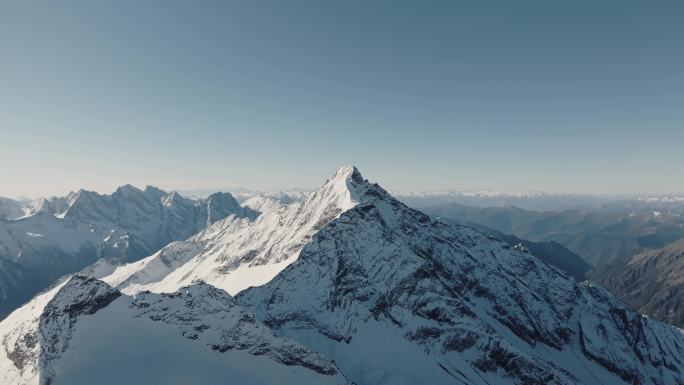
xmin=95 ymin=166 xmax=370 ymax=295
xmin=235 ymin=168 xmax=684 ymax=385
xmin=0 ymin=194 xmax=78 ymax=221
xmin=0 ymin=276 xmax=348 ymax=385
xmin=0 ymin=198 xmax=29 ymax=220
xmin=0 ymin=259 xmax=49 ymax=319
xmin=0 ymin=186 xmax=257 ymax=320
xmin=242 ymin=191 xmax=308 ymax=212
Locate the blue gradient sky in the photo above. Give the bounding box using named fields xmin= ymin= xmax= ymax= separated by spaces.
xmin=1 ymin=1 xmax=682 ymax=197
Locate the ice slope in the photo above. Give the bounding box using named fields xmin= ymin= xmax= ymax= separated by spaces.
xmin=236 ymin=168 xmax=684 ymax=385
xmin=96 ymin=166 xmax=369 ymax=295
xmin=0 ymin=276 xmax=348 ymax=385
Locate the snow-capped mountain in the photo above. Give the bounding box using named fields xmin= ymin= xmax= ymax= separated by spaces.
xmin=235 ymin=168 xmax=684 ymax=385
xmin=178 ymin=187 xmax=313 ymax=204
xmin=0 ymin=194 xmax=80 ymax=221
xmin=636 ymin=196 xmax=684 ymax=204
xmin=0 ymin=276 xmax=348 ymax=385
xmin=0 ymin=186 xmax=257 ymax=320
xmin=241 ymin=191 xmax=310 ymax=212
xmin=0 ymin=198 xmax=31 ymax=220
xmin=93 ymin=166 xmax=365 ymax=296
xmin=4 ymin=166 xmax=684 ymax=385
xmin=83 ymin=166 xmax=684 ymax=385
xmin=0 ymin=185 xmax=257 ymax=281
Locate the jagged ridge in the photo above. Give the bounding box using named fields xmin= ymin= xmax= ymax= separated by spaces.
xmin=0 ymin=186 xmax=256 ymax=319
xmin=95 ymin=166 xmax=379 ymax=296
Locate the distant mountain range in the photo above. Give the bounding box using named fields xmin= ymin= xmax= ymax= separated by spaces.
xmin=175 ymin=186 xmax=684 ymax=211
xmin=393 ymin=190 xmax=624 ymax=210
xmin=589 ymin=238 xmax=684 ymax=328
xmin=177 ymin=187 xmax=313 ymax=203
xmin=421 ymin=202 xmax=684 ymax=266
xmin=0 ymin=186 xmax=256 ymax=319
xmin=2 ymin=167 xmax=683 ymax=385
xmin=0 ymin=197 xmax=31 ymax=220
xmin=395 ymin=191 xmax=684 ymax=211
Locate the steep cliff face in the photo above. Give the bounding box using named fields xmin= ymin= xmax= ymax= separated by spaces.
xmin=590 ymin=238 xmax=684 ymax=328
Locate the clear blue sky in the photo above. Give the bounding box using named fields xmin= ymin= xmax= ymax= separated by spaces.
xmin=1 ymin=0 xmax=682 ymax=197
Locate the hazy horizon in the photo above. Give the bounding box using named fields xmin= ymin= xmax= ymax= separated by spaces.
xmin=2 ymin=1 xmax=683 ymax=197
xmin=4 ymin=167 xmax=682 ymax=201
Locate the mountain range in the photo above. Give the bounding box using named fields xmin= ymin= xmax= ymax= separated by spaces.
xmin=0 ymin=197 xmax=31 ymax=221
xmin=1 ymin=167 xmax=683 ymax=385
xmin=0 ymin=186 xmax=256 ymax=319
xmin=421 ymin=202 xmax=684 ymax=266
xmin=394 ymin=190 xmax=623 ymax=211
xmin=589 ymin=238 xmax=684 ymax=329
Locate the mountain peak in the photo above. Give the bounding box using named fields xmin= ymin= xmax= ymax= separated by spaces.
xmin=161 ymin=190 xmax=189 ymax=208
xmin=332 ymin=165 xmax=361 ymax=180
xmin=316 ymin=165 xmax=385 ymax=212
xmin=206 ymin=191 xmax=240 ymax=205
xmin=94 ymin=166 xmax=383 ymax=296
xmin=315 ymin=166 xmax=365 ymax=212
xmin=144 ymin=185 xmax=167 ymax=199
xmin=205 ymin=191 xmax=258 ymax=222
xmin=114 ymin=184 xmax=143 ymax=196
xmin=48 ymin=275 xmax=121 ymax=311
